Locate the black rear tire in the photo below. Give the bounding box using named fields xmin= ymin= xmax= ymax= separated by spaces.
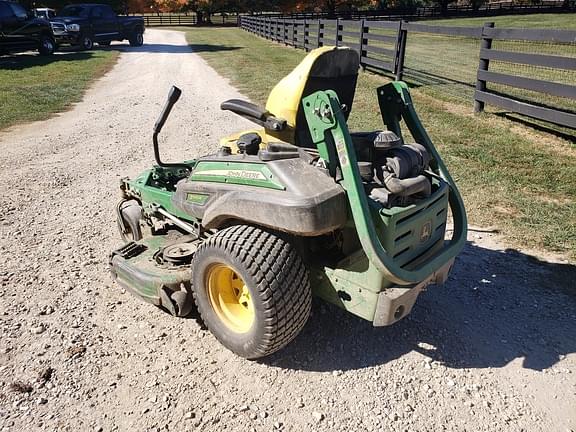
xmin=191 ymin=225 xmax=311 ymax=359
xmin=38 ymin=35 xmax=55 ymax=56
xmin=129 ymin=31 xmax=143 ymax=47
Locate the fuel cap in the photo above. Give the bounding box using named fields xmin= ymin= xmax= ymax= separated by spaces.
xmin=374 ymin=131 xmax=402 ymax=150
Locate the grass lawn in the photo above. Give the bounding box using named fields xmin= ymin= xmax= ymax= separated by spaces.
xmin=428 ymin=13 xmax=576 ymax=29
xmin=399 ymin=14 xmax=576 ymax=118
xmin=180 ymin=26 xmax=575 ymax=259
xmin=0 ymin=50 xmax=118 ymax=130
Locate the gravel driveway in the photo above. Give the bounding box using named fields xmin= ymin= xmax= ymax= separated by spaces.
xmin=1 ymin=29 xmax=575 ymax=432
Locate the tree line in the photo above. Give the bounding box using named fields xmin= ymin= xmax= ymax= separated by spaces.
xmin=29 ymin=0 xmax=563 ymax=22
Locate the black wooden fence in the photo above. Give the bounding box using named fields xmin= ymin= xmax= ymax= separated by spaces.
xmin=474 ymin=26 xmax=576 ymax=128
xmin=140 ymin=14 xmax=197 ymax=26
xmin=250 ymin=2 xmax=573 ymax=21
xmin=240 ymin=16 xmax=576 ymax=130
xmin=127 ymin=13 xmax=239 ymax=26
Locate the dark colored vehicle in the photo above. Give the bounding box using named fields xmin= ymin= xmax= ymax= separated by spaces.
xmin=34 ymin=8 xmax=56 ymax=20
xmin=50 ymin=4 xmax=144 ymax=50
xmin=0 ymin=0 xmax=55 ymax=56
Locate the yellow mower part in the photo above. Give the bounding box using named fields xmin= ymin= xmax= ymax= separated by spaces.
xmin=206 ymin=263 xmax=255 ymax=333
xmin=265 ymin=46 xmax=336 ymax=143
xmin=220 ymin=46 xmax=356 ymax=151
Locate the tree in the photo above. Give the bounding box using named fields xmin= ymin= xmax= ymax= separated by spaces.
xmin=36 ymin=0 xmax=129 ymax=13
xmin=238 ymin=0 xmax=277 ymax=13
xmin=182 ymin=0 xmax=229 ymax=23
xmin=428 ymin=0 xmax=456 ymax=16
xmin=469 ymin=0 xmax=485 ymax=11
xmin=278 ymin=0 xmax=373 ymax=15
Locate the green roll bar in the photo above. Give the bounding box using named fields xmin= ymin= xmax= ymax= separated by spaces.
xmin=302 ymin=82 xmax=467 ymax=285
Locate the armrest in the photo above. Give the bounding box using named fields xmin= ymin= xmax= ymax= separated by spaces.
xmin=221 ymin=99 xmax=266 ymax=119
xmin=221 ymin=99 xmax=287 ymax=132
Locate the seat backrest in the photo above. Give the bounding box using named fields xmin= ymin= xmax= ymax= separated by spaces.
xmin=265 ymin=46 xmax=360 ymax=148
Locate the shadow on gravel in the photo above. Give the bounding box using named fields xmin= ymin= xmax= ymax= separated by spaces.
xmin=99 ymin=43 xmax=241 ymax=54
xmin=0 ymin=51 xmax=94 ymax=70
xmin=263 ymin=242 xmax=576 ymax=373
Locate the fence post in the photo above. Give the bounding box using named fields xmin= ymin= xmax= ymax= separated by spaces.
xmin=294 ymin=20 xmax=298 ymax=47
xmin=317 ymin=20 xmax=322 ymax=47
xmin=395 ymin=21 xmax=408 ymax=81
xmin=304 ymin=18 xmax=307 ymax=50
xmin=474 ymin=22 xmax=494 ymax=113
xmin=358 ymin=18 xmax=365 ymax=64
xmin=335 ymin=18 xmax=340 ymax=46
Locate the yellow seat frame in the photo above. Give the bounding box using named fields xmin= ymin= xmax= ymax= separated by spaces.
xmin=220 ymin=46 xmax=355 ymax=152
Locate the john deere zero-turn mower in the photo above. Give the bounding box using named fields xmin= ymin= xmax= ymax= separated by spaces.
xmin=110 ymin=46 xmax=467 ymax=359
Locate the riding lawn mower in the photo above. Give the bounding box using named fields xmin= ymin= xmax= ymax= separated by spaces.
xmin=110 ymin=46 xmax=467 ymax=359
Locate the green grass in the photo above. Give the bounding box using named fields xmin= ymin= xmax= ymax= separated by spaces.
xmin=180 ymin=27 xmax=575 ymax=259
xmin=399 ymin=15 xmax=576 ymax=118
xmin=0 ymin=50 xmax=118 ymax=130
xmin=428 ymin=13 xmax=576 ymax=29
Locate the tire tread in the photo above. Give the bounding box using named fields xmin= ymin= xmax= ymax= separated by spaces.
xmin=191 ymin=225 xmax=312 ymax=358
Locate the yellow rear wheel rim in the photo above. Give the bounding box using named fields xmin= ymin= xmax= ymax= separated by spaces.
xmin=206 ymin=264 xmax=255 ymax=333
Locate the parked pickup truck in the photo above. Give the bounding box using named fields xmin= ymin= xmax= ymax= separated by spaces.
xmin=0 ymin=0 xmax=55 ymax=55
xmin=50 ymin=4 xmax=144 ymax=50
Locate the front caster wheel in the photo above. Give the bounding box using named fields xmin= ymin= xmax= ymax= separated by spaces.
xmin=191 ymin=225 xmax=311 ymax=359
xmin=116 ymin=199 xmax=143 ymax=242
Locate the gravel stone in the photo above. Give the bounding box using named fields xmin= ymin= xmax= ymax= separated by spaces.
xmin=0 ymin=28 xmax=574 ymax=432
xmin=31 ymin=325 xmax=45 ymax=335
xmin=312 ymin=412 xmax=324 ymax=422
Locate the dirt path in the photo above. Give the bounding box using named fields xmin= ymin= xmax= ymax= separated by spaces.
xmin=1 ymin=29 xmax=575 ymax=432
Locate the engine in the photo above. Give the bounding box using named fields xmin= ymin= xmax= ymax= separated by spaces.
xmin=354 ymin=131 xmax=433 ymax=208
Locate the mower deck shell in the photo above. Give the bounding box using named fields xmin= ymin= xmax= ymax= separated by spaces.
xmin=110 ymin=236 xmax=191 ymax=307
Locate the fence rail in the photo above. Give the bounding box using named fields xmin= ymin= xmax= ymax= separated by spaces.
xmin=248 ymin=2 xmax=572 ymax=21
xmin=240 ymin=15 xmax=576 ymax=130
xmin=125 ymin=13 xmax=239 ymax=26
xmin=474 ymin=24 xmax=576 ymax=129
xmin=141 ymin=14 xmax=197 ymax=26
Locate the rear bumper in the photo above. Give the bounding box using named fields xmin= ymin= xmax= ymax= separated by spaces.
xmin=373 ymin=258 xmax=454 ymax=326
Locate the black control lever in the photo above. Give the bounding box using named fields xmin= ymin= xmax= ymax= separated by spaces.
xmin=154 ymin=86 xmax=181 ymax=135
xmin=152 ymin=86 xmax=189 ymax=170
